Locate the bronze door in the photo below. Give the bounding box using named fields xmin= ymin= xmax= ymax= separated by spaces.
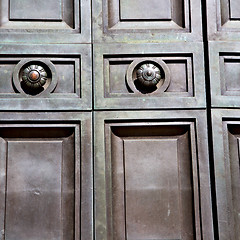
xmin=0 ymin=0 xmax=236 ymax=240
xmin=0 ymin=0 xmax=93 ymax=239
xmin=93 ymin=0 xmax=214 ymax=240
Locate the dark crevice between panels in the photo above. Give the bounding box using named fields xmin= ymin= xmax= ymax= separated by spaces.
xmin=201 ymin=0 xmax=219 ymax=239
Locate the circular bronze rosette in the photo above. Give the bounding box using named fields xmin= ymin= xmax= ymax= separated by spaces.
xmin=13 ymin=60 xmax=57 ymax=96
xmin=21 ymin=65 xmax=47 ymax=90
xmin=126 ymin=59 xmax=170 ymax=95
xmin=136 ymin=63 xmax=161 ymax=88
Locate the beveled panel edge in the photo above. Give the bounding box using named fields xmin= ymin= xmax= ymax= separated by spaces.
xmin=92 ymin=0 xmax=203 ymax=43
xmin=0 ymin=111 xmax=93 ymax=240
xmin=0 ymin=0 xmax=91 ymax=44
xmin=94 ymin=110 xmax=214 ymax=240
xmin=0 ymin=44 xmax=92 ymax=111
xmin=93 ymin=42 xmax=206 ymax=110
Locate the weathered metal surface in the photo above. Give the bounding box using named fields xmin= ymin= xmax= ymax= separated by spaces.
xmin=211 ymin=109 xmax=240 ymax=240
xmin=0 ymin=0 xmax=91 ymax=44
xmin=94 ymin=42 xmax=206 ymax=109
xmin=0 ymin=44 xmax=92 ymax=110
xmin=0 ymin=112 xmax=93 ymax=240
xmin=94 ymin=110 xmax=214 ymax=240
xmin=92 ymin=0 xmax=202 ymax=43
xmin=207 ymin=0 xmax=240 ymax=41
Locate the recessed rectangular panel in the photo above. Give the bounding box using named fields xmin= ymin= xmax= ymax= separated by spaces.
xmin=0 ymin=127 xmax=76 ymax=240
xmin=5 ymin=141 xmax=63 ymax=240
xmin=108 ymin=125 xmax=195 ymax=240
xmin=10 ymin=0 xmax=62 ymax=20
xmin=120 ymin=0 xmax=171 ymax=20
xmin=229 ymin=0 xmax=240 ymax=19
xmin=53 ymin=61 xmax=76 ymax=94
xmin=0 ymin=58 xmax=79 ymax=95
xmin=164 ymin=60 xmax=189 ymax=92
xmin=105 ymin=57 xmax=191 ymax=97
xmin=223 ymin=59 xmax=240 ymax=92
xmin=124 ymin=139 xmax=181 ymax=239
xmin=225 ymin=125 xmax=240 ymax=239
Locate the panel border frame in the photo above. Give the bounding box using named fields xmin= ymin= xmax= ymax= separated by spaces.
xmin=211 ymin=109 xmax=240 ymax=240
xmin=0 ymin=0 xmax=91 ymax=44
xmin=209 ymin=41 xmax=240 ymax=108
xmin=92 ymin=0 xmax=202 ymax=43
xmin=207 ymin=0 xmax=240 ymax=41
xmin=94 ymin=110 xmax=214 ymax=240
xmin=0 ymin=112 xmax=93 ymax=240
xmin=0 ymin=44 xmax=92 ymax=110
xmin=94 ymin=42 xmax=206 ymax=110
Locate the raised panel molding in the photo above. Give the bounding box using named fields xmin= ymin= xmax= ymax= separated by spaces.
xmin=0 ymin=0 xmax=91 ymax=43
xmin=94 ymin=43 xmax=206 ymax=109
xmin=93 ymin=0 xmax=202 ymax=42
xmin=0 ymin=44 xmax=92 ymax=110
xmin=94 ymin=111 xmax=214 ymax=240
xmin=0 ymin=112 xmax=93 ymax=240
xmin=212 ymin=109 xmax=240 ymax=240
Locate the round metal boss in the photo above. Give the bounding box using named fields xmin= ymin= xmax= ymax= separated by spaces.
xmin=126 ymin=59 xmax=171 ymax=94
xmin=13 ymin=59 xmax=58 ymax=96
xmin=22 ymin=65 xmax=47 ymax=89
xmin=136 ymin=63 xmax=161 ymax=87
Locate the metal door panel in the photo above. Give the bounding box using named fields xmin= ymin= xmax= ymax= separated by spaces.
xmin=0 ymin=44 xmax=92 ymax=110
xmin=212 ymin=109 xmax=240 ymax=240
xmin=94 ymin=110 xmax=214 ymax=240
xmin=92 ymin=0 xmax=202 ymax=43
xmin=94 ymin=42 xmax=206 ymax=109
xmin=209 ymin=41 xmax=240 ymax=108
xmin=0 ymin=0 xmax=91 ymax=43
xmin=0 ymin=112 xmax=93 ymax=240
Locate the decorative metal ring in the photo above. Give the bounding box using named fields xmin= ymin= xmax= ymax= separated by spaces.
xmin=126 ymin=58 xmax=171 ymax=95
xmin=13 ymin=59 xmax=58 ymax=96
